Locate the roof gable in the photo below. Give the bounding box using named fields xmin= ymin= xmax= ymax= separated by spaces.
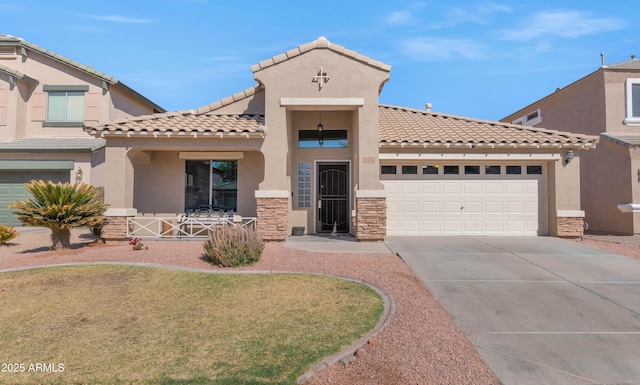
xmin=250 ymin=36 xmax=391 ymax=74
xmin=0 ymin=34 xmax=165 ymax=113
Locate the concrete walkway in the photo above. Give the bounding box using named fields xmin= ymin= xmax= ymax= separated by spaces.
xmin=284 ymin=234 xmax=392 ymax=253
xmin=385 ymin=236 xmax=640 ymax=385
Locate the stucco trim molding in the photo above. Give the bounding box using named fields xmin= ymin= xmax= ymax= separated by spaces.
xmin=179 ymin=152 xmax=244 ymax=160
xmin=379 ymin=153 xmax=562 ymax=161
xmin=355 ymin=190 xmax=387 ymax=198
xmin=280 ymin=98 xmax=364 ymax=108
xmin=104 ymin=208 xmax=137 ymax=216
xmin=255 ymin=190 xmax=290 ymax=198
xmin=617 ymin=203 xmax=640 ymax=213
xmin=556 ymin=210 xmax=585 ymax=218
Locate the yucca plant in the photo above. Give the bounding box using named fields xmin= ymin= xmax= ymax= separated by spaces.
xmin=0 ymin=225 xmax=19 ymax=245
xmin=203 ymin=225 xmax=264 ymax=267
xmin=7 ymin=180 xmax=108 ymax=250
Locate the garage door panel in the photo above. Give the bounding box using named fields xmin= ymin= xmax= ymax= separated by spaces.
xmin=463 ymin=201 xmax=482 ymax=213
xmin=443 ymin=201 xmax=462 ymax=213
xmin=400 ymin=183 xmax=420 ymax=195
xmin=442 ymin=182 xmax=462 ymax=194
xmin=464 ymin=183 xmax=482 ymax=194
xmin=421 ymin=201 xmax=440 ymax=213
xmin=484 ymin=201 xmax=503 ymax=213
xmin=484 ymin=183 xmax=503 ymax=194
xmin=421 ymin=220 xmax=441 ymax=232
xmin=421 ymin=183 xmax=440 ymax=194
xmin=383 ymin=173 xmax=545 ymax=236
xmin=505 ymin=202 xmax=524 ymax=213
xmin=504 ymin=183 xmax=524 ymax=194
xmin=400 ymin=201 xmax=420 ymax=213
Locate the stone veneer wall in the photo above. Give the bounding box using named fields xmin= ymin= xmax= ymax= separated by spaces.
xmin=556 ymin=217 xmax=584 ymax=238
xmin=256 ymin=197 xmax=289 ymax=241
xmin=101 ymin=216 xmax=129 ymax=241
xmin=355 ymin=197 xmax=386 ymax=241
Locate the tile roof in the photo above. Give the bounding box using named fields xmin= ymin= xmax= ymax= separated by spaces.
xmin=84 ymin=110 xmax=265 ymax=137
xmin=0 ymin=64 xmax=38 ymax=84
xmin=251 ymin=36 xmax=391 ymax=74
xmin=605 ymin=58 xmax=640 ymax=70
xmin=601 ymin=133 xmax=640 ymax=147
xmin=0 ymin=34 xmax=165 ymax=113
xmin=0 ymin=138 xmax=106 ymax=152
xmin=379 ymin=105 xmax=598 ymax=148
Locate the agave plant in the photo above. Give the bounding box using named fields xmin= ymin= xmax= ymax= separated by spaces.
xmin=8 ymin=180 xmax=108 ymax=250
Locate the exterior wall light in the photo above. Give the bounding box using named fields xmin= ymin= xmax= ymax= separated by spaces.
xmin=75 ymin=167 xmax=83 ymax=183
xmin=317 ymin=112 xmax=324 ymax=146
xmin=564 ymin=149 xmax=574 ymax=165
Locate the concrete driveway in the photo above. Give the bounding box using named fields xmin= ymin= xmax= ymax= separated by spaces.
xmin=385 ymin=236 xmax=640 ymax=385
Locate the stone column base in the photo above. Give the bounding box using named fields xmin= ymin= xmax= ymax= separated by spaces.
xmin=556 ymin=210 xmax=585 ymax=238
xmin=355 ymin=191 xmax=386 ymax=241
xmin=256 ymin=191 xmax=289 ymax=241
xmin=101 ymin=208 xmax=137 ymax=241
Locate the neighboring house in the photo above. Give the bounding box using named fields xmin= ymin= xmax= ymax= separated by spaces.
xmin=0 ymin=34 xmax=164 ymax=226
xmin=85 ymin=37 xmax=597 ymax=241
xmin=503 ymin=57 xmax=640 ymax=235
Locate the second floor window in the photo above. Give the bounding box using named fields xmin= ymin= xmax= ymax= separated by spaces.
xmin=625 ymin=79 xmax=640 ymax=125
xmin=47 ymin=91 xmax=84 ymax=122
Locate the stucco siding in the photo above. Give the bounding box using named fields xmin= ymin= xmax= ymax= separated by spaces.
xmin=581 ymin=140 xmax=632 ymax=234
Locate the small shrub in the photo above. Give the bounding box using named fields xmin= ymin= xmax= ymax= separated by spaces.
xmin=128 ymin=237 xmax=147 ymax=251
xmin=203 ymin=225 xmax=264 ymax=267
xmin=0 ymin=225 xmax=19 ymax=245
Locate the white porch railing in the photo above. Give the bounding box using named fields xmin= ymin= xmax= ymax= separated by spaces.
xmin=126 ymin=216 xmax=257 ymax=238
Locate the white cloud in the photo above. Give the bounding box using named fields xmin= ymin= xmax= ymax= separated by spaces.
xmin=501 ymin=10 xmax=625 ymax=41
xmin=386 ymin=10 xmax=416 ymax=25
xmin=88 ymin=15 xmax=153 ymax=24
xmin=445 ymin=2 xmax=513 ymax=25
xmin=400 ymin=37 xmax=485 ymax=61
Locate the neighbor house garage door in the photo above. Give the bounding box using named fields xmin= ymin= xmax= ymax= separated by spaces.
xmin=0 ymin=170 xmax=70 ymax=226
xmin=383 ymin=164 xmax=547 ymax=235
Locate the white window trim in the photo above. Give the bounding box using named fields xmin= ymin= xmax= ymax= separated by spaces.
xmin=512 ymin=109 xmax=542 ymax=126
xmin=624 ymin=78 xmax=640 ymax=126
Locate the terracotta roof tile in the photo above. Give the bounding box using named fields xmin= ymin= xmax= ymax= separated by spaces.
xmin=379 ymin=105 xmax=598 ymax=148
xmin=252 ymin=36 xmax=391 ymax=73
xmin=85 ymin=111 xmax=265 ymax=136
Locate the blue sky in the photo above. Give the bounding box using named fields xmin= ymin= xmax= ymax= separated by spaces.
xmin=2 ymin=0 xmax=639 ymax=120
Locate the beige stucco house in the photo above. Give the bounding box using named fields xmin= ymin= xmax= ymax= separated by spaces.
xmin=503 ymin=57 xmax=640 ymax=235
xmin=85 ymin=37 xmax=597 ymax=241
xmin=0 ymin=34 xmax=164 ymax=226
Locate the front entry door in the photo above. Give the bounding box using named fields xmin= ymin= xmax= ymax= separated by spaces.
xmin=317 ymin=163 xmax=349 ymax=233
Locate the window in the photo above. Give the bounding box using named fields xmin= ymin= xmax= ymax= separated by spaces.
xmin=422 ymin=165 xmax=438 ymax=174
xmin=185 ymin=160 xmax=238 ymax=212
xmin=511 ymin=109 xmax=542 ymax=126
xmin=43 ymin=85 xmax=88 ymax=126
xmin=465 ymin=165 xmax=480 ymax=175
xmin=625 ymin=79 xmax=640 ymax=125
xmin=402 ymin=165 xmax=418 ymax=174
xmin=485 ymin=165 xmax=501 ymax=175
xmin=506 ymin=166 xmax=522 ymax=175
xmin=298 ymin=130 xmax=348 ymax=148
xmin=527 ymin=165 xmax=543 ymax=175
xmin=381 ymin=165 xmax=396 ymax=175
xmin=443 ymin=165 xmax=459 ymax=175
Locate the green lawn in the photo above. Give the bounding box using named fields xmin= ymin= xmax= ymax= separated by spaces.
xmin=0 ymin=265 xmax=383 ymax=384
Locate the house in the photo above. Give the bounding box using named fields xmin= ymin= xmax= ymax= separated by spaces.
xmin=0 ymin=34 xmax=164 ymax=226
xmin=503 ymin=57 xmax=640 ymax=235
xmin=85 ymin=37 xmax=597 ymax=241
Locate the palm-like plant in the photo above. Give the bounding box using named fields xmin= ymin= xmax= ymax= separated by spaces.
xmin=8 ymin=180 xmax=108 ymax=249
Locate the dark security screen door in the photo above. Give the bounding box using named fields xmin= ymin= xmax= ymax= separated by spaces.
xmin=317 ymin=163 xmax=349 ymax=233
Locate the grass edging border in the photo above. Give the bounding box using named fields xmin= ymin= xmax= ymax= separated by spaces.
xmin=0 ymin=261 xmax=396 ymax=385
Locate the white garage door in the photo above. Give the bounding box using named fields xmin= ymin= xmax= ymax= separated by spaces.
xmin=383 ymin=165 xmax=546 ymax=235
